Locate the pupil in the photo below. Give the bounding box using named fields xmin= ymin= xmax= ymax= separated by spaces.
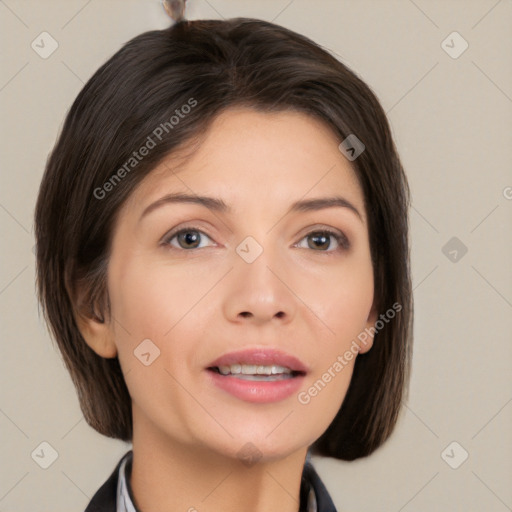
xmin=310 ymin=234 xmax=329 ymax=250
xmin=180 ymin=231 xmax=199 ymax=248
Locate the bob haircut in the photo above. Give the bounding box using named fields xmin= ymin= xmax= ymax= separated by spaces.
xmin=34 ymin=17 xmax=413 ymax=461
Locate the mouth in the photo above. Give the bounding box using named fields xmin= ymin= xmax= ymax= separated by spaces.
xmin=205 ymin=348 xmax=308 ymax=403
xmin=207 ymin=364 xmax=305 ymax=381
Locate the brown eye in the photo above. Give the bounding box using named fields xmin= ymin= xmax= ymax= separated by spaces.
xmin=164 ymin=228 xmax=213 ymax=250
xmin=297 ymin=229 xmax=350 ymax=252
xmin=308 ymin=232 xmax=331 ymax=250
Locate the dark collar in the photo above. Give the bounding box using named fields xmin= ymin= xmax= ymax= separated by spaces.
xmin=85 ymin=450 xmax=337 ymax=512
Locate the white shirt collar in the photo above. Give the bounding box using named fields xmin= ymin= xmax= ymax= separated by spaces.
xmin=116 ymin=452 xmax=138 ymax=512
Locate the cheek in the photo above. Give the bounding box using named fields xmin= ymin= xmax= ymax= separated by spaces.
xmin=109 ymin=254 xmax=205 ymax=338
xmin=297 ymin=354 xmax=356 ymax=447
xmin=108 ymin=256 xmax=214 ymax=383
xmin=324 ymin=276 xmax=374 ymax=340
xmin=295 ymin=255 xmax=373 ymax=423
xmin=107 ymin=261 xmax=200 ymax=423
xmin=302 ymin=254 xmax=374 ymax=345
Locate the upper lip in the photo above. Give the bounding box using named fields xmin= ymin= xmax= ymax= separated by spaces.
xmin=207 ymin=348 xmax=309 ymax=374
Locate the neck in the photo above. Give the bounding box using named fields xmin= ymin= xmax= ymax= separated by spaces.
xmin=129 ymin=410 xmax=308 ymax=512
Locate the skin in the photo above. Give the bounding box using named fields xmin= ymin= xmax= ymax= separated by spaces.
xmin=77 ymin=107 xmax=378 ymax=512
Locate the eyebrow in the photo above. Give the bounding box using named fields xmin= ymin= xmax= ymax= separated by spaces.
xmin=139 ymin=192 xmax=363 ymax=222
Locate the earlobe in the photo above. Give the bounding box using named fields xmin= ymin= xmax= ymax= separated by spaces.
xmin=65 ymin=269 xmax=117 ymax=358
xmin=359 ymin=302 xmax=379 ymax=355
xmin=74 ymin=309 xmax=118 ymax=359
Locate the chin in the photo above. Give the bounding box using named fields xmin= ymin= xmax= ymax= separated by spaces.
xmin=208 ymin=428 xmax=309 ymax=464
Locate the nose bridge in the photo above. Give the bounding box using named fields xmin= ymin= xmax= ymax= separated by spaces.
xmin=224 ymin=232 xmax=296 ymax=323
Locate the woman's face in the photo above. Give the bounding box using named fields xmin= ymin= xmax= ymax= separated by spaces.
xmin=93 ymin=107 xmax=377 ymax=461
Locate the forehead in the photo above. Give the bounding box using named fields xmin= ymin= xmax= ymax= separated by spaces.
xmin=124 ymin=107 xmax=365 ymax=220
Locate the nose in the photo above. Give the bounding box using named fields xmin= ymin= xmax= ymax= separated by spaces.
xmin=222 ymin=245 xmax=296 ymax=326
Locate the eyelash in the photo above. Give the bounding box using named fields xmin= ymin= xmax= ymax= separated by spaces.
xmin=161 ymin=225 xmax=350 ymax=254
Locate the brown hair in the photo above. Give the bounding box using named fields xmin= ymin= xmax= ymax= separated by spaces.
xmin=34 ymin=18 xmax=413 ymax=460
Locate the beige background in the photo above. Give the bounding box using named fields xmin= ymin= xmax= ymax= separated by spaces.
xmin=1 ymin=0 xmax=511 ymax=510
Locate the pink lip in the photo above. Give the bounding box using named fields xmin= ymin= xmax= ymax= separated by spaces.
xmin=207 ymin=348 xmax=309 ymax=373
xmin=205 ymin=348 xmax=308 ymax=404
xmin=206 ymin=371 xmax=306 ymax=403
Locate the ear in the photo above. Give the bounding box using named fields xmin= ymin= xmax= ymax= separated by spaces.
xmin=74 ymin=307 xmax=118 ymax=359
xmin=66 ymin=271 xmax=118 ymax=359
xmin=359 ymin=300 xmax=379 ymax=355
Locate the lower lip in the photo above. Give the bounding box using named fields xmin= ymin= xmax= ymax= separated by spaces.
xmin=206 ymin=370 xmax=305 ymax=403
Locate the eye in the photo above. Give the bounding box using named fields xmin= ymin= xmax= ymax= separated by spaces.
xmin=162 ymin=227 xmax=214 ymax=250
xmin=161 ymin=226 xmax=349 ymax=252
xmin=295 ymin=229 xmax=350 ymax=252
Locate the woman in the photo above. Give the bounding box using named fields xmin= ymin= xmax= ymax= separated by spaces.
xmin=34 ymin=10 xmax=413 ymax=512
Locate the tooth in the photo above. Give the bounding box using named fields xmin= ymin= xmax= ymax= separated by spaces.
xmin=216 ymin=363 xmax=293 ymax=376
xmin=230 ymin=364 xmax=242 ymax=374
xmin=242 ymin=365 xmax=258 ymax=374
xmin=272 ymin=365 xmax=291 ymax=374
xmin=235 ymin=373 xmax=292 ymax=381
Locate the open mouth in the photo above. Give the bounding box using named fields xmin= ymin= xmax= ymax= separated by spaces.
xmin=207 ymin=364 xmax=305 ymax=381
